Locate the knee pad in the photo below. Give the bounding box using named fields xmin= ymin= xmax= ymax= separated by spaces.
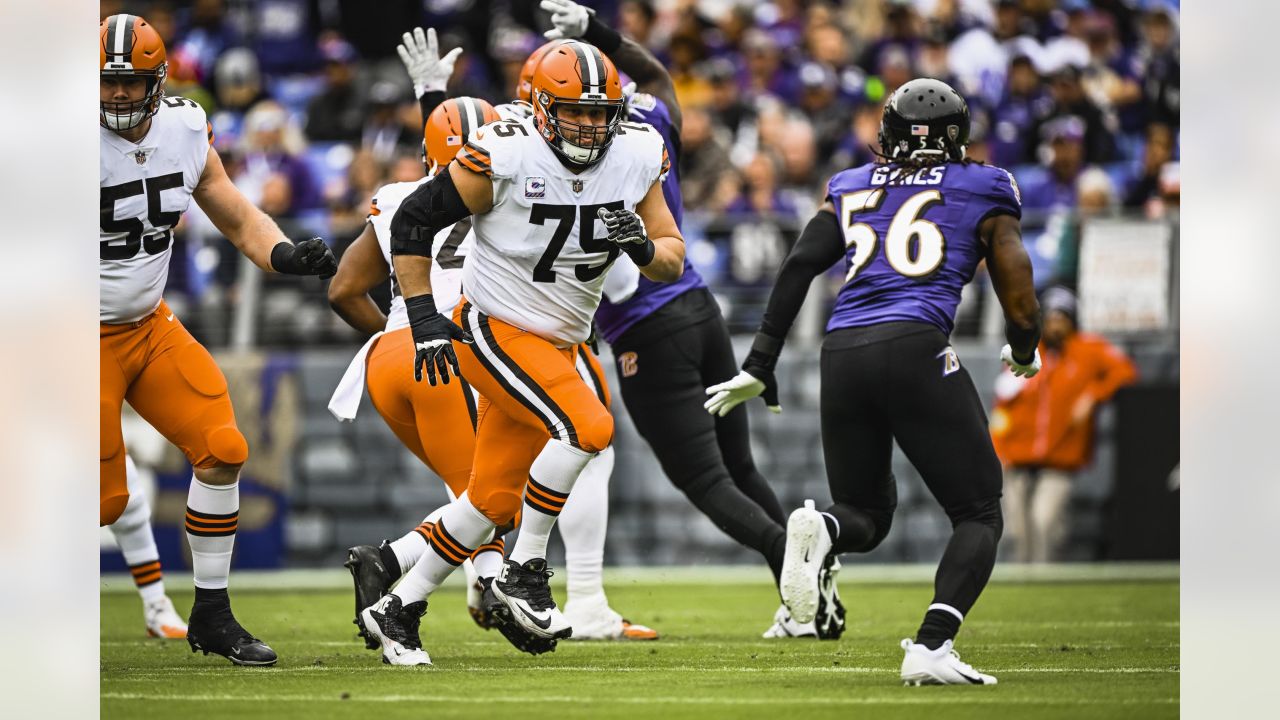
xmin=206 ymin=425 xmax=249 ymax=466
xmin=472 ymin=488 xmax=523 ymax=526
xmin=572 ymin=412 xmax=614 ymax=454
xmin=100 ymin=493 xmax=129 ymax=527
xmin=945 ymin=496 xmax=1004 ymax=539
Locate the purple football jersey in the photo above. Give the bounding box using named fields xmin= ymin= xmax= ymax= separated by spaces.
xmin=826 ymin=161 xmax=1022 ymax=336
xmin=595 ymin=93 xmax=707 ymax=345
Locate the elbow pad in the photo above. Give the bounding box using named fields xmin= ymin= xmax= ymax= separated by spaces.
xmin=390 ymin=168 xmax=472 ymax=257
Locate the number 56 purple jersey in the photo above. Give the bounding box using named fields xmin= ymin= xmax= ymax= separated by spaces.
xmin=825 ymin=161 xmax=1022 ymax=336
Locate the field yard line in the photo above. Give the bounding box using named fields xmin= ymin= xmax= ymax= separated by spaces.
xmin=109 ymin=665 xmax=1178 ymax=676
xmin=100 ymin=639 xmax=1180 ymax=649
xmin=98 ymin=562 xmax=1179 ymax=594
xmin=101 ymin=691 xmax=1178 ymax=706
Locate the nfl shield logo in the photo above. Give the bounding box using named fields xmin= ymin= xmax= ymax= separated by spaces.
xmin=570 ymin=179 xmax=585 ymax=194
xmin=133 ymin=149 xmax=148 ymax=165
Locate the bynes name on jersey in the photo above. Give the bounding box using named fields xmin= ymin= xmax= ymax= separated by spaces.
xmin=871 ymin=165 xmax=947 ymax=187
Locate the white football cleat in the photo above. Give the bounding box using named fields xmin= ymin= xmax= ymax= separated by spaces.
xmin=490 ymin=559 xmax=572 ymax=640
xmin=761 ymin=604 xmax=817 ymax=639
xmin=360 ymin=594 xmax=431 ymax=666
xmin=780 ymin=499 xmax=833 ymax=624
xmin=143 ymin=596 xmax=188 ymax=639
xmin=900 ymin=638 xmax=997 ymax=685
xmin=564 ymin=595 xmax=658 ymax=641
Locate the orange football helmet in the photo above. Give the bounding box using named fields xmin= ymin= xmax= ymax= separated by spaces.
xmin=100 ymin=14 xmax=168 ymax=131
xmin=517 ymin=40 xmax=565 ymax=103
xmin=423 ymin=97 xmax=500 ymax=175
xmin=530 ymin=41 xmax=624 ymax=167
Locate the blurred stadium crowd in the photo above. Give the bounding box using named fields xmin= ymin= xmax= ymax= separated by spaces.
xmin=103 ymin=0 xmax=1179 ymax=347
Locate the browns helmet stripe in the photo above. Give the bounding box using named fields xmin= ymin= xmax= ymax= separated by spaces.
xmin=567 ymin=41 xmax=595 ymax=89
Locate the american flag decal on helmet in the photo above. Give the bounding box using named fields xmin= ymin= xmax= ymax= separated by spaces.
xmin=911 ymin=124 xmax=930 ymax=136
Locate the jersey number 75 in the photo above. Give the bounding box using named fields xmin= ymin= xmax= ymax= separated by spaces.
xmin=528 ymin=201 xmax=624 ymax=283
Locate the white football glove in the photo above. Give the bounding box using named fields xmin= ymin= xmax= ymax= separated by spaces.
xmin=397 ymin=27 xmax=462 ymax=98
xmin=1000 ymin=344 xmax=1042 ymax=378
xmin=704 ymin=371 xmax=781 ymax=417
xmin=541 ymin=0 xmax=591 ymax=40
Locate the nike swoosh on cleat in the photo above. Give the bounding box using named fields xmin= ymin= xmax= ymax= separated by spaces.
xmin=957 ymin=671 xmax=984 ymax=684
xmin=231 ymin=647 xmax=241 ymax=656
xmin=516 ymin=605 xmax=553 ymax=630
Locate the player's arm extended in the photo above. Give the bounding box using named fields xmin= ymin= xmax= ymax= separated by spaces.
xmin=389 ymin=162 xmax=491 ymax=297
xmin=585 ymin=21 xmax=680 ymax=131
xmin=704 ymin=204 xmax=845 ymax=415
xmin=327 ymin=222 xmax=390 ymax=336
xmin=631 ymin=180 xmax=684 ymax=282
xmin=193 ymin=146 xmax=335 ymax=276
xmin=982 ymin=213 xmax=1041 ymax=362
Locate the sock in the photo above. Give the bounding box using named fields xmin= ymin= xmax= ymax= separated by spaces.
xmin=558 ymin=445 xmax=613 ymax=604
xmin=111 ymin=458 xmax=167 ymax=604
xmin=393 ymin=496 xmax=494 ymax=603
xmin=184 ymin=475 xmax=238 ymax=590
xmin=471 ymin=536 xmax=505 ymax=579
xmin=510 ymin=439 xmax=593 ymax=564
xmin=387 ymin=504 xmax=448 ymax=578
xmin=916 ymin=604 xmax=964 ymax=650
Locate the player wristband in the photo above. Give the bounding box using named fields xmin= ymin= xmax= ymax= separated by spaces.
xmin=745 ymin=332 xmax=784 ymax=372
xmin=620 ymin=237 xmax=656 ymax=266
xmin=405 ymin=294 xmax=441 ymax=340
xmin=583 ymin=13 xmax=623 ymax=54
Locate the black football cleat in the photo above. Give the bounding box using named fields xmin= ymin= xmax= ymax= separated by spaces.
xmin=360 ymin=594 xmax=431 ymax=666
xmin=814 ymin=555 xmax=846 ymax=640
xmin=490 ymin=558 xmax=572 ymax=640
xmin=344 ymin=544 xmax=393 ymax=650
xmin=186 ymin=589 xmax=277 ymax=666
xmin=478 ymin=577 xmax=557 ymax=655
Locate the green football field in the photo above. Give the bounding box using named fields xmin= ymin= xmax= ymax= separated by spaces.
xmin=101 ymin=568 xmax=1178 ymax=719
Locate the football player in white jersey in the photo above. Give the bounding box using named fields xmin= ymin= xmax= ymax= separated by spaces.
xmin=100 ymin=14 xmax=336 ymax=666
xmin=356 ymin=41 xmax=683 ymax=665
xmin=108 ymin=454 xmax=188 ymax=638
xmin=385 ymin=28 xmax=658 ymax=644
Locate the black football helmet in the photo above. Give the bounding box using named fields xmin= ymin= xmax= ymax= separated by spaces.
xmin=878 ymin=78 xmax=970 ymax=161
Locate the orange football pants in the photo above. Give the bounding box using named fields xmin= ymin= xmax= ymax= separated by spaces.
xmin=453 ymin=298 xmax=613 ymax=525
xmin=100 ymin=300 xmax=248 ymax=526
xmin=364 ymin=327 xmax=477 ymax=497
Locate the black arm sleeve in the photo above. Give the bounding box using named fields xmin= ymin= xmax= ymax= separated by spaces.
xmin=582 ymin=13 xmax=623 ymax=54
xmin=389 ymin=168 xmax=473 ymax=257
xmin=418 ymin=90 xmax=446 ymax=129
xmin=758 ymin=210 xmax=846 ymax=341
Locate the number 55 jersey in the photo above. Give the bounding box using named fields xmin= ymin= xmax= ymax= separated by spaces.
xmin=456 ymin=115 xmax=670 ymax=347
xmin=100 ymin=97 xmax=211 ymax=323
xmin=826 ymin=161 xmax=1022 ymax=336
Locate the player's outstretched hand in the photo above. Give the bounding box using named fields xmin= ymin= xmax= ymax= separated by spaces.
xmin=1000 ymin=344 xmax=1042 ymax=378
xmin=397 ymin=27 xmax=462 ymax=97
xmin=598 ymin=207 xmax=657 ymax=265
xmin=541 ymin=0 xmax=591 ymax=40
xmin=271 ymin=237 xmax=338 ymax=278
xmin=405 ymin=295 xmax=473 ymax=385
xmin=704 ymin=369 xmax=781 ymax=417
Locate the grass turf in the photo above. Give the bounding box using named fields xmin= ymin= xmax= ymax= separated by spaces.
xmin=102 ymin=576 xmax=1178 ymax=719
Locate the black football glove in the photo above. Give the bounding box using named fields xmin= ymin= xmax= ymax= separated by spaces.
xmin=404 ymin=294 xmax=472 ymax=385
xmin=270 ymin=238 xmax=338 ymax=278
xmin=597 ymin=207 xmax=656 ymax=266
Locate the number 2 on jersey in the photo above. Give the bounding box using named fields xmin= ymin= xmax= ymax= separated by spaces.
xmin=839 ymin=189 xmax=945 ymax=282
xmin=529 ymin=201 xmax=624 ymax=283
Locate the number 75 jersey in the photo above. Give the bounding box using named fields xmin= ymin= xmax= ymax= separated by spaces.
xmin=826 ymin=161 xmax=1022 ymax=337
xmin=100 ymin=97 xmax=211 ymax=324
xmin=457 ymin=115 xmax=669 ymax=347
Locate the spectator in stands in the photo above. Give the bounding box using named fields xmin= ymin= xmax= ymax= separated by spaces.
xmin=1052 ymin=167 xmax=1119 ymax=288
xmin=170 ymin=0 xmax=240 ymax=82
xmin=724 ymin=151 xmax=798 ymax=218
xmin=678 ymin=106 xmax=734 ymax=211
xmin=237 ymin=100 xmax=321 ymax=213
xmin=618 ymin=0 xmax=659 ymax=47
xmin=305 ymin=38 xmax=365 ymax=144
xmin=705 ymin=57 xmax=755 ymax=141
xmin=361 ymin=82 xmax=416 ymax=164
xmin=1031 ymin=64 xmax=1118 ymax=164
xmin=829 ymin=100 xmax=883 ymax=175
xmin=990 ymin=286 xmax=1138 ymax=563
xmin=1021 ymin=115 xmax=1091 ymax=212
xmin=858 ymin=0 xmax=921 ymax=79
xmin=1082 ymin=11 xmax=1145 ymax=135
xmin=1135 ymin=2 xmax=1179 ymax=128
xmin=797 ymin=62 xmax=850 ymax=161
xmin=776 ymin=117 xmax=821 ymax=206
xmin=209 ymin=47 xmax=267 ymax=151
xmin=1123 ymin=122 xmax=1177 ymax=210
xmin=247 ymin=0 xmax=321 ymax=75
xmin=740 ymin=29 xmax=799 ymax=104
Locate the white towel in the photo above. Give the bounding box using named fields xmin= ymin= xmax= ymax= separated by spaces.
xmin=328 ymin=331 xmax=384 ymax=422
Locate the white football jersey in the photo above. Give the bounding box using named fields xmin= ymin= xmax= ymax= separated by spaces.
xmin=460 ymin=115 xmax=670 ymax=346
xmin=367 ymin=178 xmax=472 ymax=330
xmin=100 ymin=97 xmax=212 ymax=323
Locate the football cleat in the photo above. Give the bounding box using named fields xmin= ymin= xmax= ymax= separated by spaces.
xmin=900 ymin=638 xmax=997 ymax=686
xmin=564 ymin=595 xmax=659 ymax=641
xmin=480 ymin=578 xmax=558 ymax=655
xmin=186 ymin=590 xmax=277 ymax=666
xmin=761 ymin=604 xmax=817 ymax=639
xmin=814 ymin=556 xmax=846 ymax=640
xmin=464 ymin=559 xmax=499 ymax=629
xmin=344 ymin=543 xmax=394 ymax=650
xmin=780 ymin=499 xmax=833 ymax=624
xmin=490 ymin=558 xmax=572 ymax=640
xmin=143 ymin=596 xmax=188 ymax=639
xmin=360 ymin=594 xmax=431 ymax=666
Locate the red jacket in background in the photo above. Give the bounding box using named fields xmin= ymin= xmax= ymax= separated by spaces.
xmin=990 ymin=333 xmax=1138 ymax=471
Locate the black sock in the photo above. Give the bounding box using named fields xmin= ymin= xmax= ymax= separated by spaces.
xmin=916 ymin=608 xmax=962 ymax=650
xmin=766 ymin=532 xmax=785 ymax=585
xmin=378 ymin=542 xmax=402 ymax=583
xmin=193 ymin=587 xmax=229 ymax=605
